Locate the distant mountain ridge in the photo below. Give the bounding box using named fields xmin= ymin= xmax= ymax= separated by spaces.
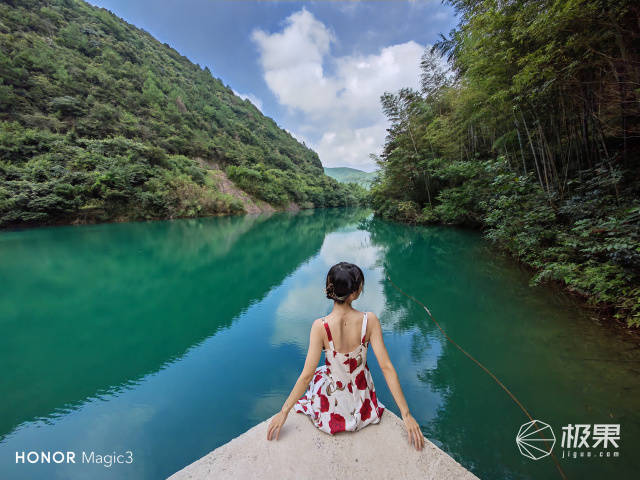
xmin=324 ymin=167 xmax=378 ymax=188
xmin=0 ymin=0 xmax=364 ymax=227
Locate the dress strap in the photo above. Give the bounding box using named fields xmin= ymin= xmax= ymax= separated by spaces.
xmin=361 ymin=312 xmax=368 ymax=345
xmin=322 ymin=317 xmax=334 ymax=350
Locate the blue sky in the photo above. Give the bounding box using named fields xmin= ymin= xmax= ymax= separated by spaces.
xmin=87 ymin=0 xmax=458 ymax=172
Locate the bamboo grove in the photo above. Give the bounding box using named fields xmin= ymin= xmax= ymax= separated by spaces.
xmin=370 ymin=0 xmax=640 ymax=326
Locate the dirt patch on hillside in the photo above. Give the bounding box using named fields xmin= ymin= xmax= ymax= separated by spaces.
xmin=196 ymin=158 xmax=276 ymax=214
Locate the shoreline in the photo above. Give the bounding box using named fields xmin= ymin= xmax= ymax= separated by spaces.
xmin=0 ymin=202 xmax=320 ymax=233
xmin=4 ymin=204 xmax=634 ymax=335
xmin=373 ymin=214 xmax=639 ymax=332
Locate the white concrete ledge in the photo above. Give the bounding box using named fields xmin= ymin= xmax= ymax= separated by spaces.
xmin=168 ymin=409 xmax=479 ymax=479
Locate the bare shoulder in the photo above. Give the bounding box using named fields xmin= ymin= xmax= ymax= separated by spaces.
xmin=308 ymin=318 xmax=325 ymax=344
xmin=366 ymin=311 xmax=381 ymax=326
xmin=364 ymin=312 xmax=382 ymax=336
xmin=311 ymin=317 xmax=324 ymax=330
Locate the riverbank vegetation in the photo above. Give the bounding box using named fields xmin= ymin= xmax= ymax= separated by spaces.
xmin=0 ymin=0 xmax=365 ymax=228
xmin=370 ymin=0 xmax=640 ymax=326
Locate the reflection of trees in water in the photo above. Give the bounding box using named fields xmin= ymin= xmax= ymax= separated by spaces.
xmin=363 ymin=216 xmax=555 ymax=478
xmin=0 ymin=208 xmax=365 ymax=438
xmin=363 ymin=216 xmax=481 ymax=332
xmin=362 ymin=216 xmax=631 ymax=479
xmin=416 ymin=346 xmax=555 ymax=480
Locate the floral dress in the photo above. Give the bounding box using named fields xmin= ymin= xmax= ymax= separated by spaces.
xmin=293 ymin=312 xmax=385 ymax=435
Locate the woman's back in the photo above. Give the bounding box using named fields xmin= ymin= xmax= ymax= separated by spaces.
xmin=268 ymin=261 xmax=424 ymax=451
xmin=293 ymin=311 xmax=385 ymax=434
xmin=321 ymin=309 xmax=370 ymax=353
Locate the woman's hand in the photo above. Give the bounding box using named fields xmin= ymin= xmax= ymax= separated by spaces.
xmin=266 ymin=410 xmax=288 ymax=441
xmin=402 ymin=412 xmax=424 ymax=451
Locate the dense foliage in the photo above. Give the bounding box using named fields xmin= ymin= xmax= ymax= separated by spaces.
xmin=0 ymin=0 xmax=363 ymax=227
xmin=370 ymin=0 xmax=640 ymax=326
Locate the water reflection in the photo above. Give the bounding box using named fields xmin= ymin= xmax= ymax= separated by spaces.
xmin=0 ymin=208 xmax=366 ymax=439
xmin=364 ymin=216 xmax=640 ymax=479
xmin=271 ymin=227 xmax=387 ymax=350
xmin=0 ymin=208 xmax=638 ymax=480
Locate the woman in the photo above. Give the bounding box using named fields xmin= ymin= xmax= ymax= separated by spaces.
xmin=267 ymin=261 xmax=424 ymax=450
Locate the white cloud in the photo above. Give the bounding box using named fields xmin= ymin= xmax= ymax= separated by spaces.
xmin=337 ymin=1 xmax=361 ymax=15
xmin=232 ymin=89 xmax=264 ymax=112
xmin=319 ymin=229 xmax=381 ymax=270
xmin=252 ymin=8 xmax=424 ymax=171
xmin=270 ymin=228 xmax=387 ymax=350
xmin=272 ymin=282 xmax=327 ymax=349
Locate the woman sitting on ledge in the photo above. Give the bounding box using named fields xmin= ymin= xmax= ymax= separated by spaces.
xmin=267 ymin=261 xmax=424 ymax=450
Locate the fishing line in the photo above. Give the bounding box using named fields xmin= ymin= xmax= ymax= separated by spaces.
xmin=385 ymin=273 xmax=568 ymax=480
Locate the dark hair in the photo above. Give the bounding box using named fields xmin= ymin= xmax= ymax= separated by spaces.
xmin=325 ymin=262 xmax=365 ymax=304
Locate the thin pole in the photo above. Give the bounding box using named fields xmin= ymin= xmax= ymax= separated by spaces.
xmin=385 ymin=273 xmax=567 ymax=480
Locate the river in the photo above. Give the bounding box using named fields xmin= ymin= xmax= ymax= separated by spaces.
xmin=0 ymin=208 xmax=638 ymax=479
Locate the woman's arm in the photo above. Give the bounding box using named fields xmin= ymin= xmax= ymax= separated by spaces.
xmin=368 ymin=311 xmax=424 ymax=450
xmin=267 ymin=319 xmax=324 ymax=440
xmin=280 ymin=319 xmax=324 ymax=414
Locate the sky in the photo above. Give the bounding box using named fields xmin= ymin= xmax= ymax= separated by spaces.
xmin=86 ymin=0 xmax=458 ymax=172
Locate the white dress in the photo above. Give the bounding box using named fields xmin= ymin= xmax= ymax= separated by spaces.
xmin=293 ymin=312 xmax=385 ymax=435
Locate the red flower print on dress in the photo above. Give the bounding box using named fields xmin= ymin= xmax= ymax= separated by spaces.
xmin=329 ymin=413 xmax=346 ymax=434
xmin=319 ymin=393 xmax=329 ymax=412
xmin=343 ymin=357 xmax=357 ymax=373
xmin=295 ymin=314 xmax=385 ymax=435
xmin=359 ymin=398 xmax=372 ymax=421
xmin=370 ymin=388 xmax=378 ymax=410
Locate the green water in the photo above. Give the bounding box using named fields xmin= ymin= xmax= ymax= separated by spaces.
xmin=0 ymin=208 xmax=638 ymax=479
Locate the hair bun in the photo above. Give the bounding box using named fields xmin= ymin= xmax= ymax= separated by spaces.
xmin=325 ymin=262 xmax=365 ymax=303
xmin=325 ymin=282 xmax=336 ymax=299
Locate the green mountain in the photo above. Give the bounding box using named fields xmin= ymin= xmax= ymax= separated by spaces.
xmin=323 ymin=167 xmax=378 ymax=188
xmin=0 ymin=0 xmax=364 ymax=227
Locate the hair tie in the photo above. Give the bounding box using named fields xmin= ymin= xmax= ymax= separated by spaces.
xmin=325 ymin=282 xmax=335 ymax=297
xmin=325 ymin=282 xmax=350 ymax=301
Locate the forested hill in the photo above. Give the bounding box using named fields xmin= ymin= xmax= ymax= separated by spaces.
xmin=0 ymin=0 xmax=363 ymax=227
xmin=370 ymin=0 xmax=640 ymax=326
xmin=324 ymin=167 xmax=378 ymax=189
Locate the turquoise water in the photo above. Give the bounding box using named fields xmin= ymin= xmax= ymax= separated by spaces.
xmin=0 ymin=208 xmax=638 ymax=479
